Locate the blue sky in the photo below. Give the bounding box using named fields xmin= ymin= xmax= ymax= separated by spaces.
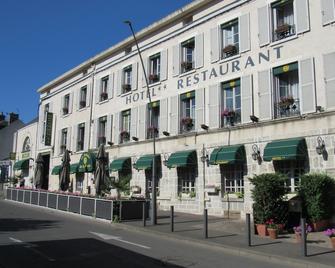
xmin=0 ymin=0 xmax=192 ymax=123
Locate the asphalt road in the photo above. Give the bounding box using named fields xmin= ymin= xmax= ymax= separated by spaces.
xmin=0 ymin=200 xmax=295 ymax=268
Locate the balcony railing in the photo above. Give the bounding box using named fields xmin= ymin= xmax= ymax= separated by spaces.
xmin=181 ymin=61 xmax=194 ymax=73
xmin=273 ymin=24 xmax=295 ymax=41
xmin=222 ymin=44 xmax=239 ymax=59
xmin=274 ymin=99 xmax=300 ymax=119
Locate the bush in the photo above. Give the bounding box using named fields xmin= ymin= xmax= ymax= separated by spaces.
xmin=250 ymin=173 xmax=289 ymax=224
xmin=298 ymin=173 xmax=335 ymax=222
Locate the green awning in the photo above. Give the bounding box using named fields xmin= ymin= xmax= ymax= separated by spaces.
xmin=209 ymin=145 xmax=246 ymax=165
xmin=70 ymin=163 xmax=80 ymax=174
xmin=13 ymin=159 xmax=29 ymax=170
xmin=51 ymin=165 xmax=62 ymax=175
xmin=180 ymin=91 xmax=195 ymax=100
xmin=166 ymin=150 xmax=197 ymax=168
xmin=222 ymin=79 xmax=240 ymax=89
xmin=263 ymin=138 xmax=307 ymax=161
xmin=272 ymin=0 xmax=292 ymax=8
xmin=134 ymin=154 xmax=160 ymax=170
xmin=148 ymin=101 xmax=160 ymax=109
xmin=273 ymin=62 xmax=298 ymax=76
xmin=78 ymin=152 xmax=96 ymax=173
xmin=110 ymin=157 xmax=131 ymax=172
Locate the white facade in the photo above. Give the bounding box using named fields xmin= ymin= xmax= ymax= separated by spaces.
xmin=35 ymin=0 xmax=335 ymax=217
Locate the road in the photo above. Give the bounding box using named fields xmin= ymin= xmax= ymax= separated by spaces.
xmin=0 ymin=200 xmax=294 ymax=268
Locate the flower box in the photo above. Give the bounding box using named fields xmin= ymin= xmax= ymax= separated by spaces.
xmin=122 ymin=84 xmax=131 ymax=93
xmin=120 ymin=130 xmax=130 ymax=142
xmin=149 ymin=74 xmax=159 ymax=83
xmin=100 ymin=92 xmax=108 ymax=100
xmin=278 ymin=96 xmax=295 ymax=109
xmin=62 ymin=107 xmax=69 ymax=114
xmin=275 ymin=24 xmax=291 ymax=34
xmin=222 ymin=45 xmax=237 ymax=57
xmin=181 ymin=117 xmax=193 ymax=130
xmin=181 ymin=61 xmax=193 ymax=72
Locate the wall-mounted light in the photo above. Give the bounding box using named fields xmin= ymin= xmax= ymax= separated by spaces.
xmin=200 ymin=147 xmax=209 ymax=164
xmin=162 ymin=153 xmax=169 ymax=166
xmin=200 ymin=124 xmax=209 ymax=131
xmin=162 ymin=131 xmax=170 ymax=137
xmin=316 ymin=136 xmax=326 ymax=155
xmin=251 ymin=144 xmax=261 ymax=161
xmin=250 ymin=115 xmax=259 ymax=123
xmin=132 ymin=136 xmax=139 ymax=142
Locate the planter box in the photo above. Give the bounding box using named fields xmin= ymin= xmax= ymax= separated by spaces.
xmin=31 ymin=191 xmax=39 ymax=205
xmin=12 ymin=189 xmax=18 ymax=200
xmin=96 ymin=200 xmax=113 ymax=220
xmin=58 ymin=195 xmax=68 ymax=211
xmin=69 ymin=196 xmax=80 ymax=214
xmin=39 ymin=192 xmax=47 ymax=207
xmin=48 ymin=194 xmax=57 ymax=209
xmin=120 ymin=201 xmax=148 ymax=221
xmin=18 ymin=190 xmax=24 ymax=202
xmin=256 ymin=224 xmax=268 ymax=236
xmin=6 ymin=188 xmax=11 ymax=200
xmin=312 ymin=219 xmax=330 ymax=232
xmin=81 ymin=198 xmax=95 ymax=216
xmin=24 ymin=191 xmax=31 ymax=203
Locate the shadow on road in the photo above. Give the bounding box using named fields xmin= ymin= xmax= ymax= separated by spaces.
xmin=0 ymin=218 xmax=59 ymax=233
xmin=0 ymin=238 xmax=185 ymax=268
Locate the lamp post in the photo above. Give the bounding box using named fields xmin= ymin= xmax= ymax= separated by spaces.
xmin=200 ymin=144 xmax=208 ymax=210
xmin=124 ymin=21 xmax=157 ymax=225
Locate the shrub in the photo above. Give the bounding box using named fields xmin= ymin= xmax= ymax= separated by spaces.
xmin=298 ymin=173 xmax=335 ymax=222
xmin=250 ymin=173 xmax=289 ymax=224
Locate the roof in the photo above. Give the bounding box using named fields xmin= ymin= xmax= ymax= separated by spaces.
xmin=37 ymin=0 xmax=211 ymax=94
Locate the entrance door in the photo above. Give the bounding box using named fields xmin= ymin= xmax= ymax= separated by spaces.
xmin=42 ymin=154 xmax=50 ymax=190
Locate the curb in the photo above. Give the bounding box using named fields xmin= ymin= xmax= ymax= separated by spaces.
xmin=113 ymin=222 xmax=334 ymax=268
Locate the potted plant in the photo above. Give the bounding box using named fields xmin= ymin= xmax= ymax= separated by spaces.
xmin=181 ymin=117 xmax=193 ymax=130
xmin=275 ymin=23 xmax=291 ymax=34
xmin=221 ymin=108 xmax=236 ymax=126
xmin=100 ymin=91 xmax=108 ymax=100
xmin=323 ymin=228 xmax=335 ymax=249
xmin=250 ymin=173 xmax=289 ymax=237
xmin=181 ymin=61 xmax=193 ymax=71
xmin=189 ymin=190 xmax=196 ymax=198
xmin=120 ymin=130 xmax=130 ymax=142
xmin=298 ymin=173 xmax=335 ymax=231
xmin=278 ymin=96 xmax=295 ymax=109
xmin=122 ymin=84 xmax=131 ymax=93
xmin=222 ymin=44 xmax=237 ymax=57
xmin=149 ymin=74 xmax=159 ymax=83
xmin=266 ymin=219 xmax=278 ymax=239
xmin=293 ymin=224 xmax=312 ymax=243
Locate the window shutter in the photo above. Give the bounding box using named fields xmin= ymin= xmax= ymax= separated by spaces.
xmin=159 ymin=98 xmax=168 ymax=137
xmin=113 ymin=113 xmax=120 ymax=144
xmin=108 ymin=73 xmax=114 ymax=99
xmin=208 ymin=84 xmax=220 ymax=129
xmin=321 ymin=0 xmax=335 ymax=25
xmin=258 ymin=70 xmax=272 ymax=120
xmin=299 ymin=58 xmax=316 ymax=114
xmin=138 ymin=104 xmax=147 ymax=140
xmin=258 ymin=6 xmax=270 ymax=46
xmin=84 ymin=121 xmax=90 ymax=151
xmin=69 ymin=92 xmax=74 ymax=114
xmin=106 ymin=114 xmax=113 ymax=144
xmin=57 ymin=129 xmax=62 ymax=156
xmin=130 ymin=107 xmax=138 ymax=139
xmin=72 ymin=125 xmax=77 ymax=152
xmin=75 ymin=88 xmax=79 ymax=111
xmin=172 ymin=45 xmax=180 ymax=77
xmin=169 ymin=95 xmax=179 ymax=135
xmin=160 ymin=49 xmax=168 ymax=81
xmin=60 ymin=96 xmax=64 ymax=115
xmin=67 ymin=127 xmax=72 ymax=151
xmin=295 ymin=0 xmax=310 ymax=34
xmin=195 ymin=33 xmax=204 ymax=69
xmin=195 ymin=88 xmax=205 ymax=131
xmin=95 ymin=78 xmax=101 ymax=103
xmin=132 ymin=62 xmax=138 ymax=91
xmin=116 ymin=70 xmax=122 ymax=96
xmin=92 ymin=119 xmax=98 ymax=149
xmin=210 ymin=27 xmax=219 ymax=63
xmin=241 ymin=75 xmax=253 ymax=124
xmin=239 ymin=13 xmax=250 ymax=53
xmin=86 ymin=82 xmax=91 ymax=107
xmin=142 ymin=58 xmax=149 ymax=88
xmin=323 ymin=52 xmax=335 ymax=108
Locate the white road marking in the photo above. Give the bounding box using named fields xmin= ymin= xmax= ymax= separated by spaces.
xmin=8 ymin=237 xmax=56 ymax=262
xmin=90 ymin=231 xmax=151 ymax=249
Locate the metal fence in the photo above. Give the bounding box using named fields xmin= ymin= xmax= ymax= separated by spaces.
xmin=5 ymin=187 xmax=149 ymax=222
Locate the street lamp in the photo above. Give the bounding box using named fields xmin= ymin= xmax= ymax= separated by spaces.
xmin=200 ymin=144 xmax=209 ymax=210
xmin=124 ymin=20 xmax=157 ymax=225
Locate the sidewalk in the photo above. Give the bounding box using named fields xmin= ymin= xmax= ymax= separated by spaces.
xmin=117 ymin=210 xmax=335 ymax=268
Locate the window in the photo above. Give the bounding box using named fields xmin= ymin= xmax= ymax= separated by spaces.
xmin=147 ymin=101 xmax=160 ymax=139
xmin=221 ymin=19 xmax=239 ymax=59
xmin=274 ymin=160 xmax=307 ymax=192
xmin=221 ymin=79 xmax=241 ymax=127
xmin=100 ymin=76 xmax=109 ymax=101
xmin=79 ymin=86 xmax=87 ymax=109
xmin=120 ymin=110 xmax=131 ymax=143
xmin=181 ymin=38 xmax=195 ymax=73
xmin=62 ymin=94 xmax=70 ymax=115
xmin=145 ymin=169 xmax=160 ymax=197
xmin=77 ymin=123 xmax=85 ymax=151
xmin=178 ymin=167 xmax=196 ymax=195
xmin=122 ymin=66 xmax=132 ymax=94
xmin=273 ymin=62 xmax=300 ymax=119
xmin=221 ymin=164 xmax=244 ymax=194
xmin=272 ymin=0 xmax=295 ymax=41
xmin=97 ymin=116 xmax=107 ymax=146
xmin=60 ymin=128 xmax=68 ymax=154
xmin=76 ymin=173 xmax=84 ymax=193
xmin=149 ymin=54 xmax=161 ymax=84
xmin=22 ymin=137 xmax=31 ymax=152
xmin=180 ymin=91 xmax=195 ymax=133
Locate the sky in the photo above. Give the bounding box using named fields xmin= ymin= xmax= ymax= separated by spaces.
xmin=0 ymin=0 xmax=193 ymax=123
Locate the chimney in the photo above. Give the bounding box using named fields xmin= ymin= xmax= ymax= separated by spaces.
xmin=0 ymin=113 xmax=8 ymax=129
xmin=9 ymin=113 xmax=19 ymax=124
